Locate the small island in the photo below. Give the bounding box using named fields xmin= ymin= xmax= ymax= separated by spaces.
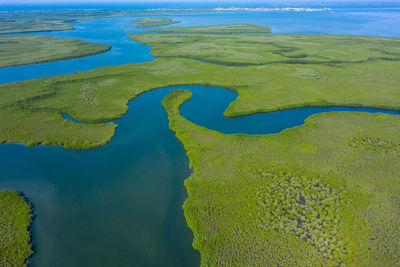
xmin=0 ymin=35 xmax=110 ymax=68
xmin=131 ymin=17 xmax=181 ymax=28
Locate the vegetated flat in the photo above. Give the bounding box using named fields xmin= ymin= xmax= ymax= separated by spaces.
xmin=132 ymin=29 xmax=400 ymax=65
xmin=0 ymin=9 xmax=212 ymax=34
xmin=147 ymin=23 xmax=272 ymax=34
xmin=162 ymin=89 xmax=400 ymax=266
xmin=0 ymin=191 xmax=33 ymax=266
xmin=131 ymin=17 xmax=181 ymax=28
xmin=1 ymin=25 xmax=400 ymax=149
xmin=0 ymin=35 xmax=110 ymax=68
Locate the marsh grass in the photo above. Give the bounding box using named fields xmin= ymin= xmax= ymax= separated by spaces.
xmin=2 ymin=31 xmax=400 ymax=149
xmin=0 ymin=35 xmax=110 ymax=68
xmin=2 ymin=25 xmax=400 ymax=150
xmin=0 ymin=191 xmax=33 ymax=266
xmin=131 ymin=31 xmax=400 ymax=66
xmin=162 ymin=89 xmax=400 ymax=266
xmin=131 ymin=17 xmax=181 ymax=28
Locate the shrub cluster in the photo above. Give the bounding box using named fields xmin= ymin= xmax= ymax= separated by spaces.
xmin=80 ymin=83 xmax=99 ymax=106
xmin=349 ymin=137 xmax=400 ymax=152
xmin=256 ymin=169 xmax=349 ymax=263
xmin=0 ymin=191 xmax=33 ymax=266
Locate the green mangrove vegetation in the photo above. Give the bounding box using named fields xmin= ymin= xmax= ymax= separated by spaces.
xmin=0 ymin=35 xmax=110 ymax=68
xmin=1 ymin=24 xmax=400 ymax=149
xmin=147 ymin=23 xmax=272 ymax=34
xmin=162 ymin=89 xmax=400 ymax=266
xmin=132 ymin=28 xmax=400 ymax=65
xmin=131 ymin=17 xmax=181 ymax=28
xmin=0 ymin=106 xmax=117 ymax=149
xmin=0 ymin=191 xmax=33 ymax=266
xmin=256 ymin=170 xmax=350 ymax=261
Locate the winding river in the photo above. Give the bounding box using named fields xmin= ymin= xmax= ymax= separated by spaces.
xmin=1 ymin=6 xmax=400 ymax=267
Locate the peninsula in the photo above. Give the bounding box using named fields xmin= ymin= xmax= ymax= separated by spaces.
xmin=0 ymin=35 xmax=110 ymax=68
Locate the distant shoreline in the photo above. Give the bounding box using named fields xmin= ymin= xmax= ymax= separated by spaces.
xmin=0 ymin=7 xmax=331 ymax=13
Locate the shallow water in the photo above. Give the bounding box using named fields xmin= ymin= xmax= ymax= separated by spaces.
xmin=1 ymin=5 xmax=400 ymax=267
xmin=1 ymin=5 xmax=400 ymax=83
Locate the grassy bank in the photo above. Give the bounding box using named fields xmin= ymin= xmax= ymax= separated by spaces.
xmin=162 ymin=89 xmax=400 ymax=266
xmin=0 ymin=35 xmax=110 ymax=68
xmin=1 ymin=55 xmax=400 ymax=148
xmin=0 ymin=25 xmax=399 ymax=150
xmin=132 ymin=29 xmax=400 ymax=65
xmin=0 ymin=191 xmax=33 ymax=266
xmin=132 ymin=17 xmax=181 ymax=28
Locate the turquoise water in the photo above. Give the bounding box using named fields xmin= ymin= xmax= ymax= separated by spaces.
xmin=1 ymin=5 xmax=400 ymax=267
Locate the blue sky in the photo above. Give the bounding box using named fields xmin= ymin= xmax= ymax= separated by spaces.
xmin=0 ymin=0 xmax=393 ymax=3
xmin=0 ymin=0 xmax=395 ymax=6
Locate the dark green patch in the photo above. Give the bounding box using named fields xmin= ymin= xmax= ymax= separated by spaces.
xmin=256 ymin=169 xmax=349 ymax=263
xmin=0 ymin=35 xmax=110 ymax=68
xmin=132 ymin=17 xmax=181 ymax=28
xmin=0 ymin=191 xmax=33 ymax=266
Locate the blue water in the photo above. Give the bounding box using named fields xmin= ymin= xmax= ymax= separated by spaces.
xmin=178 ymin=86 xmax=400 ymax=134
xmin=63 ymin=85 xmax=400 ymax=135
xmin=0 ymin=16 xmax=155 ymax=83
xmin=2 ymin=5 xmax=400 ymax=83
xmin=0 ymin=87 xmax=199 ymax=266
xmin=0 ymin=4 xmax=400 ymax=267
xmin=1 ymin=2 xmax=400 ymax=11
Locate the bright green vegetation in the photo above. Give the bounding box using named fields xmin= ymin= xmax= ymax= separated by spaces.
xmin=130 ymin=28 xmax=400 ymax=117
xmin=131 ymin=17 xmax=181 ymax=28
xmin=1 ymin=54 xmax=400 ymax=149
xmin=162 ymin=89 xmax=400 ymax=266
xmin=257 ymin=170 xmax=350 ymax=261
xmin=0 ymin=35 xmax=110 ymax=68
xmin=0 ymin=9 xmax=212 ymax=34
xmin=2 ymin=26 xmax=400 ymax=148
xmin=0 ymin=191 xmax=33 ymax=266
xmin=147 ymin=23 xmax=271 ymax=34
xmin=0 ymin=106 xmax=117 ymax=149
xmin=132 ymin=29 xmax=400 ymax=65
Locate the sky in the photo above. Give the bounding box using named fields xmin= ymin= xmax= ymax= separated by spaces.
xmin=0 ymin=0 xmax=396 ymax=8
xmin=0 ymin=0 xmax=395 ymax=3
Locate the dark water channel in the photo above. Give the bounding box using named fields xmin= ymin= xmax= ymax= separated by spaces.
xmin=1 ymin=5 xmax=400 ymax=267
xmin=2 ymin=85 xmax=399 ymax=266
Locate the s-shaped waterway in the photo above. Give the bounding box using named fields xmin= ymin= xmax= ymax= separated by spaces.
xmin=2 ymin=84 xmax=398 ymax=266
